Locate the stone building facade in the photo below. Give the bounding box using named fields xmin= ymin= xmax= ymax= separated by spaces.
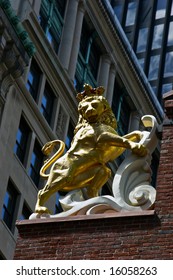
xmin=0 ymin=0 xmax=164 ymax=259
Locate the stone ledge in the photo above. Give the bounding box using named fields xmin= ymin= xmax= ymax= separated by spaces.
xmin=16 ymin=210 xmax=155 ymax=227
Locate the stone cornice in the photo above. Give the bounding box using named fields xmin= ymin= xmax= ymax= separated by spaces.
xmin=0 ymin=7 xmax=30 ymax=95
xmin=0 ymin=0 xmax=36 ymax=57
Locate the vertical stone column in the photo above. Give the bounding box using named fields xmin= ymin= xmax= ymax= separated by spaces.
xmin=58 ymin=0 xmax=79 ymax=70
xmin=68 ymin=0 xmax=85 ymax=80
xmin=106 ymin=64 xmax=116 ymax=106
xmin=97 ymin=54 xmax=111 ymax=95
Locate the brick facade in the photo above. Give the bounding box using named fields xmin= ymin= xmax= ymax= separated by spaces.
xmin=14 ymin=102 xmax=173 ymax=260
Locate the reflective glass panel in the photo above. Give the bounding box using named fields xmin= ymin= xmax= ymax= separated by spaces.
xmin=167 ymin=21 xmax=173 ymax=46
xmin=164 ymin=52 xmax=173 ymax=78
xmin=148 ymin=55 xmax=160 ymax=80
xmin=155 ymin=0 xmax=167 ymax=19
xmin=125 ymin=1 xmax=137 ymax=26
xmin=162 ymin=83 xmax=173 ymax=94
xmin=136 ymin=28 xmax=148 ymax=53
xmin=152 ymin=24 xmax=164 ymax=50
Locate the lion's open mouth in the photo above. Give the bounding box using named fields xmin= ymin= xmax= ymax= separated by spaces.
xmin=86 ymin=114 xmax=98 ymax=122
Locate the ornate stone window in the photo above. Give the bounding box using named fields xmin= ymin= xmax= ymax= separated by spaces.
xmin=39 ymin=0 xmax=67 ymax=53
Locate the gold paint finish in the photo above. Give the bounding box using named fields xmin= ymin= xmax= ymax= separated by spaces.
xmin=35 ymin=84 xmax=147 ymax=214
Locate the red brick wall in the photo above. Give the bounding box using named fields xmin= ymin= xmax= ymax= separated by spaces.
xmin=14 ymin=111 xmax=173 ymax=260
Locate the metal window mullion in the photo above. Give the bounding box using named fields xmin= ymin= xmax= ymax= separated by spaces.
xmin=143 ymin=0 xmax=156 ymax=76
xmin=157 ymin=0 xmax=173 ymax=100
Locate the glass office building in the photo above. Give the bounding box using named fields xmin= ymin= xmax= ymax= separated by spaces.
xmin=110 ymin=0 xmax=173 ymax=104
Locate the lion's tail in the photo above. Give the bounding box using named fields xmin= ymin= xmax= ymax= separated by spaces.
xmin=40 ymin=140 xmax=65 ymax=179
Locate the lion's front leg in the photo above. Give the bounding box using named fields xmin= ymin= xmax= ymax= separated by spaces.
xmin=123 ymin=131 xmax=148 ymax=156
xmin=98 ymin=131 xmax=147 ymax=157
xmin=123 ymin=131 xmax=143 ymax=142
xmin=35 ymin=189 xmax=51 ymax=214
xmin=129 ymin=141 xmax=147 ymax=156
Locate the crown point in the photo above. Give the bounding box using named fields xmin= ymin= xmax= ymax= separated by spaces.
xmin=76 ymin=84 xmax=105 ymax=101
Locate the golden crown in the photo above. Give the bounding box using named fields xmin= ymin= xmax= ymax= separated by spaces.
xmin=77 ymin=84 xmax=105 ymax=101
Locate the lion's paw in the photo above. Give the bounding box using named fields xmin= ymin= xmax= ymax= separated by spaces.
xmin=35 ymin=206 xmax=50 ymax=214
xmin=132 ymin=144 xmax=148 ymax=157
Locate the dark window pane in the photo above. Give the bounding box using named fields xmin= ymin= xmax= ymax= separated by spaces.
xmin=41 ymin=83 xmax=55 ymax=124
xmin=75 ymin=21 xmax=99 ymax=90
xmin=39 ymin=0 xmax=67 ymax=53
xmin=79 ymin=22 xmax=90 ymax=59
xmin=26 ymin=60 xmax=41 ymax=101
xmin=112 ymin=78 xmax=131 ymax=135
xmin=1 ymin=180 xmax=18 ymax=231
xmin=19 ymin=203 xmax=32 ymax=220
xmin=55 ymin=0 xmax=67 ymax=18
xmin=14 ymin=116 xmax=31 ymax=164
xmin=29 ymin=141 xmax=43 ymax=187
xmin=89 ymin=42 xmax=100 ymax=79
xmin=138 ymin=0 xmax=152 ymax=25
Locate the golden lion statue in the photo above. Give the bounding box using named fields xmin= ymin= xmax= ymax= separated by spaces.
xmin=35 ymin=84 xmax=147 ymax=214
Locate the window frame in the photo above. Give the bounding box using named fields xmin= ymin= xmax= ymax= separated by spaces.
xmin=14 ymin=115 xmax=31 ymax=166
xmin=1 ymin=179 xmax=19 ymax=232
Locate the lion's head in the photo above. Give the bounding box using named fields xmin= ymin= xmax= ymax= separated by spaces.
xmin=74 ymin=86 xmax=117 ymax=134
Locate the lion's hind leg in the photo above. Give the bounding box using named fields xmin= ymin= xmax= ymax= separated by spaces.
xmin=86 ymin=164 xmax=111 ymax=198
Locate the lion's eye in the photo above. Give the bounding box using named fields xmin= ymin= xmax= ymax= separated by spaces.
xmin=91 ymin=101 xmax=99 ymax=109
